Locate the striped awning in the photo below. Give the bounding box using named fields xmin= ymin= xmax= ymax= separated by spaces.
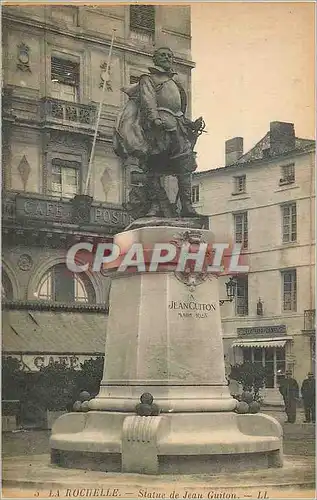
xmin=232 ymin=337 xmax=291 ymax=348
xmin=2 ymin=309 xmax=106 ymax=354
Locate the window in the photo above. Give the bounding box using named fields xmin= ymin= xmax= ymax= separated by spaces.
xmin=191 ymin=185 xmax=200 ymax=204
xmin=51 ymin=159 xmax=79 ymax=198
xmin=130 ymin=170 xmax=144 ymax=188
xmin=130 ymin=75 xmax=140 ymax=85
xmin=130 ymin=5 xmax=155 ymax=34
xmin=235 ymin=276 xmax=248 ymax=316
xmin=280 ymin=163 xmax=295 ymax=185
xmin=234 ymin=212 xmax=248 ymax=249
xmin=233 ymin=175 xmax=246 ymax=194
xmin=51 ymin=6 xmax=78 ymax=25
xmin=276 ymin=347 xmax=286 ymax=385
xmin=282 ymin=269 xmax=297 ymax=312
xmin=311 ymin=339 xmax=315 ymax=375
xmin=2 ymin=271 xmax=13 ymax=300
xmin=51 ymin=56 xmax=79 ymax=102
xmin=36 ymin=264 xmax=95 ymax=303
xmin=282 ymin=203 xmax=297 ymax=243
xmin=242 ymin=347 xmax=286 ymax=389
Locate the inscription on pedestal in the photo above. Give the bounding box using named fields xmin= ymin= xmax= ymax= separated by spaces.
xmin=168 ymin=294 xmax=217 ymax=319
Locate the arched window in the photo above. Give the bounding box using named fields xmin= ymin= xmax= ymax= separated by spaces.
xmin=35 ymin=264 xmax=95 ymax=304
xmin=2 ymin=270 xmax=13 ymax=300
xmin=130 ymin=170 xmax=144 ymax=188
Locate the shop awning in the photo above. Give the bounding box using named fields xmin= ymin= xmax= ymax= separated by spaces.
xmin=2 ymin=309 xmax=107 ymax=354
xmin=232 ymin=337 xmax=291 ymax=349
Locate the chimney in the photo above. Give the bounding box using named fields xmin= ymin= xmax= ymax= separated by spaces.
xmin=225 ymin=137 xmax=243 ymax=166
xmin=270 ymin=121 xmax=295 ymax=156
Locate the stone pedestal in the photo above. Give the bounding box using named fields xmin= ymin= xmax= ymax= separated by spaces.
xmin=50 ymin=225 xmax=283 ymax=474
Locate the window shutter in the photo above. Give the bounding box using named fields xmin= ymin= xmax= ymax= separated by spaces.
xmin=130 ymin=5 xmax=155 ymax=33
xmin=53 ymin=264 xmax=75 ymax=302
xmin=51 ymin=57 xmax=79 ymax=86
xmin=52 ymin=158 xmax=80 ymax=169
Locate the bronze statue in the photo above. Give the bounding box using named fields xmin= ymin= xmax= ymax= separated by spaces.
xmin=113 ymin=47 xmax=205 ymax=219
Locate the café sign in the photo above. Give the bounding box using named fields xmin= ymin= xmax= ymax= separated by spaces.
xmin=237 ymin=325 xmax=287 ymax=337
xmin=5 ymin=354 xmax=101 ymax=372
xmin=15 ymin=196 xmax=133 ymax=228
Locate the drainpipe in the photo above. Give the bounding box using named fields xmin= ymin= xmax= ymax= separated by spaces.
xmin=309 ymin=151 xmax=314 ymax=311
xmin=309 ymin=151 xmax=315 ymax=372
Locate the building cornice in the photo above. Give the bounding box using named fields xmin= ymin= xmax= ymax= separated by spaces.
xmin=2 ymin=300 xmax=109 ymax=314
xmin=4 ymin=350 xmax=105 ymax=356
xmin=2 ymin=13 xmax=195 ymax=69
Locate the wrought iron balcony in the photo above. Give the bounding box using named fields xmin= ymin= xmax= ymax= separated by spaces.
xmin=303 ymin=309 xmax=316 ymax=332
xmin=42 ymin=98 xmax=96 ymax=126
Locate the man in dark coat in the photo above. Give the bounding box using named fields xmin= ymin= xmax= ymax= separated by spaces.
xmin=279 ymin=370 xmax=299 ymax=423
xmin=301 ymin=372 xmax=315 ymax=423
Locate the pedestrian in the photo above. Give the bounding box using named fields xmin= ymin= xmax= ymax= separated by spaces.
xmin=301 ymin=372 xmax=315 ymax=423
xmin=279 ymin=370 xmax=299 ymax=423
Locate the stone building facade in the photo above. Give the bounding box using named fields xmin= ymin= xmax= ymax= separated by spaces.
xmin=192 ymin=121 xmax=315 ymax=403
xmin=2 ymin=4 xmax=193 ymax=372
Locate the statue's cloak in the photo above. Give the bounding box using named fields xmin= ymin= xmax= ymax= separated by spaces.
xmin=113 ymin=82 xmax=147 ymax=161
xmin=113 ymin=68 xmax=188 ymax=166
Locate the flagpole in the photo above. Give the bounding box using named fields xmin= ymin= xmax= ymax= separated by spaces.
xmin=84 ymin=29 xmax=116 ymax=195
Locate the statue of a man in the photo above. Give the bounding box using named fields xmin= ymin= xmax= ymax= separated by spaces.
xmin=114 ymin=47 xmax=205 ymax=218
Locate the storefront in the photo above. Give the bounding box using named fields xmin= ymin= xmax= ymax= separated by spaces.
xmin=311 ymin=337 xmax=316 ymax=375
xmin=2 ymin=305 xmax=107 ymax=427
xmin=230 ymin=325 xmax=293 ymax=405
xmin=2 ymin=306 xmax=107 ymax=372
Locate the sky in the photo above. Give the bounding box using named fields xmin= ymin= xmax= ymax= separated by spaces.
xmin=190 ymin=2 xmax=315 ymax=171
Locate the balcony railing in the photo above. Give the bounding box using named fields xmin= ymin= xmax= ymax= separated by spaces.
xmin=304 ymin=309 xmax=316 ymax=331
xmin=42 ymin=98 xmax=96 ymax=126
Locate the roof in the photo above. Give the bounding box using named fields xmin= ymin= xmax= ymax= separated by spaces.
xmin=2 ymin=310 xmax=107 ymax=354
xmin=195 ymin=135 xmax=315 ymax=177
xmin=235 ymin=135 xmax=315 ymax=165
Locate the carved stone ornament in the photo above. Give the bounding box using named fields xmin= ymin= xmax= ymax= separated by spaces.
xmin=174 ymin=269 xmax=210 ymax=292
xmin=101 ymin=168 xmax=112 ymax=197
xmin=18 ymin=155 xmax=31 ymax=190
xmin=171 ymin=229 xmax=205 ymax=247
xmin=17 ymin=43 xmax=31 ymax=72
xmin=18 ymin=254 xmax=33 ymax=271
xmin=171 ymin=230 xmax=211 ymax=291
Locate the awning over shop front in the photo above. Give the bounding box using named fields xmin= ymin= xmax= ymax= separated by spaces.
xmin=2 ymin=309 xmax=107 ymax=354
xmin=232 ymin=337 xmax=291 ymax=349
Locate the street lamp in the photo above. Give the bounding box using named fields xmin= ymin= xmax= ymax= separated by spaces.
xmin=219 ymin=277 xmax=237 ymax=306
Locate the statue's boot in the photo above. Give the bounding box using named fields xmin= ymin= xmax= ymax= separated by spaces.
xmin=178 ymin=174 xmax=200 ymax=217
xmin=145 ymin=170 xmax=163 ymax=217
